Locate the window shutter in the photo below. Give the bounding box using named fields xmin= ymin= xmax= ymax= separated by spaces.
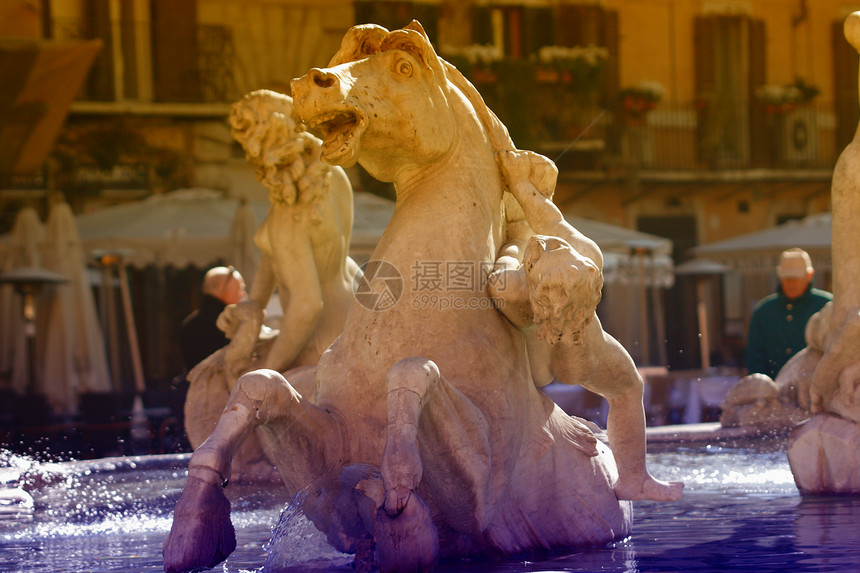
xmin=694 ymin=17 xmax=716 ymax=102
xmin=84 ymin=0 xmax=114 ymax=101
xmin=748 ymin=19 xmax=768 ymax=166
xmin=522 ymin=7 xmax=553 ymax=55
xmin=471 ymin=5 xmax=493 ymax=46
xmin=151 ymin=0 xmax=200 ymax=103
xmin=601 ymin=9 xmax=619 ymax=102
xmin=694 ymin=16 xmax=716 ymax=164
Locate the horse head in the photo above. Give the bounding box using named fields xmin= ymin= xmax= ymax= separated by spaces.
xmin=291 ymin=21 xmax=510 ymax=185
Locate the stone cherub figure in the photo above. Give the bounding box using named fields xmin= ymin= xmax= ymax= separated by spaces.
xmin=219 ymin=89 xmax=359 ymax=381
xmin=183 ymin=90 xmax=359 ymax=481
xmin=489 ymin=149 xmax=684 ymax=502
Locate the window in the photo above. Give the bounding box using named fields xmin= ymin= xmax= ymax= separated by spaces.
xmin=151 ymin=0 xmax=200 ymax=102
xmin=694 ymin=15 xmax=765 ymax=168
xmin=354 ymin=1 xmax=439 ymax=44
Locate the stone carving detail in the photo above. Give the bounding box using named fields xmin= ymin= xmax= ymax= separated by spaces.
xmin=182 ymin=90 xmax=358 ymax=482
xmin=784 ymin=13 xmax=860 ymax=494
xmin=164 ymin=21 xmax=655 ymax=572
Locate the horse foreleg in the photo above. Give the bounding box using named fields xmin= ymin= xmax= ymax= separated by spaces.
xmin=164 ymin=368 xmax=341 ymax=573
xmin=374 ymin=357 xmax=441 ymax=572
xmin=380 ymin=357 xmax=440 ymax=515
xmin=163 ymin=376 xmax=260 ymax=573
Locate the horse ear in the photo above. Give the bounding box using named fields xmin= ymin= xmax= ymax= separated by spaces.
xmin=381 ymin=24 xmax=444 ymax=73
xmin=405 ymin=20 xmax=429 ymax=40
xmin=329 ymin=23 xmax=389 ymax=66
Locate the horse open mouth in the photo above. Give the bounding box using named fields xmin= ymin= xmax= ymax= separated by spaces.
xmin=306 ymin=107 xmax=365 ymax=165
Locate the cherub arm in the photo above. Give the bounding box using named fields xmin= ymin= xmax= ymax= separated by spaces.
xmin=498 ymin=150 xmax=603 ymax=270
xmin=263 ymin=233 xmax=324 ymax=373
xmin=217 ymin=253 xmax=276 ymax=384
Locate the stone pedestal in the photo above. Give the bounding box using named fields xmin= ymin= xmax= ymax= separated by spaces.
xmin=787 ymin=413 xmax=860 ymax=494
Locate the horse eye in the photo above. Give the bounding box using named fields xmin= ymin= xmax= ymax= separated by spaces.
xmin=396 ymin=60 xmax=412 ymax=77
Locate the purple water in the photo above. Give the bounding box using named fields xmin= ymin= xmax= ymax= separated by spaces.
xmin=1 ymin=436 xmax=858 ymax=573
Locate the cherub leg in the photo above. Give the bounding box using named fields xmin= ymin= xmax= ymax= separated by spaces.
xmin=604 ymin=383 xmax=683 ymax=501
xmin=164 ymin=368 xmax=342 ymax=573
xmin=584 ymin=332 xmax=683 ymax=502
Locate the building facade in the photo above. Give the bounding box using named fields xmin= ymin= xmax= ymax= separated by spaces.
xmin=1 ymin=0 xmax=855 ymax=372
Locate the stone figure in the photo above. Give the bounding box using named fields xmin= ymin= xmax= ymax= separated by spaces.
xmin=488 ymin=149 xmax=683 ymax=502
xmin=164 ymin=21 xmax=632 ymax=573
xmin=182 ymin=90 xmax=359 ymax=482
xmin=719 ymin=372 xmax=808 ymax=429
xmin=784 ymin=12 xmax=860 ymax=494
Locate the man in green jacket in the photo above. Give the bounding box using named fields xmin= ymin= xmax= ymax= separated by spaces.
xmin=746 ymin=248 xmax=832 ymax=379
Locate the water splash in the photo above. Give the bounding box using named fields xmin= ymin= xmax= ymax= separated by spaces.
xmin=647 ymin=442 xmax=797 ymax=496
xmin=263 ymin=494 xmax=352 ymax=571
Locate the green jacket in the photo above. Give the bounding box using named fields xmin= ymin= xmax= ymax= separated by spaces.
xmin=745 ymin=284 xmax=832 ymax=379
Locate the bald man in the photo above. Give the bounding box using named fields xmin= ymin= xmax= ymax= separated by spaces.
xmin=180 ymin=266 xmax=247 ymax=371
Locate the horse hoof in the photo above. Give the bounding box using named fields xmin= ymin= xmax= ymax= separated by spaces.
xmin=163 ymin=477 xmax=236 ymax=573
xmin=375 ymin=490 xmax=439 ymax=573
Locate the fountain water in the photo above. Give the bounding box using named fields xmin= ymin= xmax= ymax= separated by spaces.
xmin=3 ymin=435 xmax=859 ymax=573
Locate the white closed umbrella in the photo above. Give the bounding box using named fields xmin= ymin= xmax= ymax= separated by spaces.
xmin=0 ymin=207 xmax=46 ymax=393
xmin=40 ymin=199 xmax=112 ymax=413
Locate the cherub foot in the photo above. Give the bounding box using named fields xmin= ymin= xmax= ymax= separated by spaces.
xmin=614 ymin=473 xmax=684 ymax=502
xmin=163 ymin=470 xmax=236 ymax=573
xmin=375 ymin=489 xmax=440 ymax=573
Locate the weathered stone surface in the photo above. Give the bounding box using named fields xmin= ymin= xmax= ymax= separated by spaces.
xmin=787 ymin=413 xmax=860 ymax=494
xmin=166 ymin=21 xmax=638 ymax=573
xmin=720 ymin=373 xmax=807 ymax=429
xmin=781 ymin=12 xmax=860 ymax=494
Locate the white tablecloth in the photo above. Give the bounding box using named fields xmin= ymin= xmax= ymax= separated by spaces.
xmin=681 ymin=375 xmax=739 ymax=424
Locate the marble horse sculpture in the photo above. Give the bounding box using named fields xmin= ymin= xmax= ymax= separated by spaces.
xmin=182 ymin=90 xmax=359 ymax=483
xmin=164 ymin=21 xmax=634 ymax=572
xmin=785 ymin=12 xmax=860 ymax=494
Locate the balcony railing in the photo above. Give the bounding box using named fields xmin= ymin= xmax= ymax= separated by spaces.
xmin=522 ymin=99 xmax=838 ymax=174
xmin=49 ymin=15 xmax=840 ymax=174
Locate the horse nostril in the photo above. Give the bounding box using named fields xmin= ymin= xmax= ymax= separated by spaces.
xmin=311 ymin=68 xmax=336 ymax=89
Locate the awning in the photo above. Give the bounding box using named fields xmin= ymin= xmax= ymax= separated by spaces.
xmin=73 ymin=188 xmax=270 ymax=269
xmin=693 ymin=212 xmax=832 ymax=273
xmin=0 ymin=38 xmax=102 ymax=175
xmin=564 ymin=214 xmax=675 ymax=287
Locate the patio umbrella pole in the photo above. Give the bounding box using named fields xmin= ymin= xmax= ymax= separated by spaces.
xmin=102 ymin=265 xmax=122 ymax=391
xmin=651 ymin=283 xmax=668 ymax=367
xmin=696 ymin=279 xmax=711 ymax=370
xmin=117 ymin=263 xmax=145 ymax=394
